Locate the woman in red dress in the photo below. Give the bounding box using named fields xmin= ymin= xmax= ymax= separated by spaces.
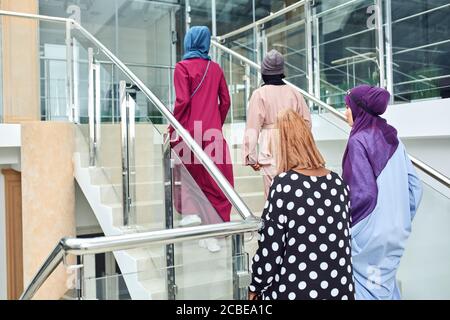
xmin=170 ymin=26 xmax=234 ymax=238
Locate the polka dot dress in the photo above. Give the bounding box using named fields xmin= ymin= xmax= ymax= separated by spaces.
xmin=249 ymin=170 xmax=355 ymax=300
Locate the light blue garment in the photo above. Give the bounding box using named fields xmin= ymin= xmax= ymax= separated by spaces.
xmin=351 ymin=142 xmax=422 ymax=300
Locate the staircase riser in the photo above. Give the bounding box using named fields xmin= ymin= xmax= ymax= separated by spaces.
xmin=101 ymin=183 xmax=165 ymax=205
xmin=235 ymin=176 xmax=264 ymax=193
xmin=242 ymin=194 xmax=265 ymax=213
xmin=90 ymin=167 xmax=164 ymax=185
xmin=79 ymin=153 xmax=164 ymax=169
xmin=149 ymin=279 xmax=233 ymax=300
xmin=112 ymin=204 xmax=166 ymax=226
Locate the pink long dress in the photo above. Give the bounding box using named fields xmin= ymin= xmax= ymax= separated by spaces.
xmin=170 ymin=58 xmax=234 ymax=222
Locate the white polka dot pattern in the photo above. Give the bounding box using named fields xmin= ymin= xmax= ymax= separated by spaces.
xmin=249 ymin=171 xmax=354 ymax=300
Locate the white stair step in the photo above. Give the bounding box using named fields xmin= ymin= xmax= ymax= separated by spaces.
xmin=100 ymin=181 xmax=165 ymax=204
xmin=141 ymin=271 xmax=233 ymax=300
xmin=110 ymin=200 xmax=166 ymax=226
xmin=133 ymin=237 xmax=234 ymax=299
xmin=77 ymin=149 xmax=164 ymax=168
xmin=130 ymin=237 xmax=231 ymax=278
xmin=89 ymin=165 xmax=163 ymax=185
xmin=234 ymin=175 xmax=264 ymax=193
xmin=240 ymin=191 xmax=265 ymax=213
xmin=232 ymin=164 xmax=260 ymax=177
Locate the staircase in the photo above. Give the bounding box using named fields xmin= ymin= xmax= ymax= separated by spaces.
xmin=74 ymin=122 xmax=264 ymax=299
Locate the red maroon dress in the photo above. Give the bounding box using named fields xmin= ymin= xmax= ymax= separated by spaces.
xmin=170 ymin=58 xmax=234 ymax=222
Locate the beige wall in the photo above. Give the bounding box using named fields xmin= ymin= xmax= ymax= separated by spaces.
xmin=1 ymin=0 xmax=40 ymax=123
xmin=21 ymin=122 xmax=75 ymax=300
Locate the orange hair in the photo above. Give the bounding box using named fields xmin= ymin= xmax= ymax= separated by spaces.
xmin=276 ymin=108 xmax=325 ymax=173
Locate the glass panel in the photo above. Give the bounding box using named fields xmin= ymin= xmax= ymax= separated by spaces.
xmin=391 ymin=2 xmax=450 ymax=102
xmin=82 ymin=240 xmax=249 ymax=300
xmin=313 ymin=0 xmax=361 ymax=14
xmin=263 ymin=7 xmax=307 ymax=90
xmin=75 ymin=43 xmax=90 ymax=125
xmin=39 ymin=0 xmax=177 ymax=103
xmin=218 ymin=49 xmax=259 ymax=123
xmin=188 ymin=0 xmax=212 ymax=31
xmin=39 ymin=20 xmax=70 ymax=121
xmin=171 ymin=150 xmax=223 ymax=226
xmin=254 ymin=0 xmax=290 ymax=20
xmin=128 ymin=64 xmax=175 ymax=122
xmin=215 ymin=0 xmax=255 ymax=36
xmin=398 ymin=183 xmax=450 ymax=299
xmin=189 ymin=0 xmax=294 ymax=38
xmin=223 ymin=28 xmax=257 ymax=62
xmin=72 ymin=33 xmax=167 ymax=231
xmin=391 ymin=0 xmax=449 ymax=20
xmin=313 ymin=0 xmax=378 ymax=110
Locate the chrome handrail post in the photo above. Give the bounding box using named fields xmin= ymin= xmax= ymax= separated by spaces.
xmin=44 ymin=59 xmax=50 ymax=120
xmin=229 ymin=54 xmax=234 ymax=124
xmin=88 ymin=48 xmax=96 ymax=166
xmin=305 ymin=0 xmax=314 ymax=109
xmin=232 ymin=233 xmax=249 ymax=300
xmin=384 ymin=0 xmax=394 ymax=102
xmin=81 ymin=254 xmax=97 ymax=299
xmin=162 ymin=134 xmax=176 ymax=300
xmin=244 ymin=64 xmax=251 ymax=114
xmin=65 ymin=20 xmax=75 ymax=122
xmin=375 ymin=0 xmax=386 ymax=88
xmin=94 ymin=62 xmax=101 ymax=155
xmin=312 ymin=15 xmax=321 ymax=102
xmin=77 ymin=255 xmax=85 ymax=300
xmin=120 ymin=81 xmax=131 ymax=226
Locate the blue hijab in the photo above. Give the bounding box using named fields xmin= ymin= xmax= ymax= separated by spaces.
xmin=183 ymin=26 xmax=211 ymax=60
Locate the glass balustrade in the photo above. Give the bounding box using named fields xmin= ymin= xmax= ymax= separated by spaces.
xmin=80 ymin=241 xmax=248 ymax=300
xmin=39 ymin=20 xmax=73 ymax=121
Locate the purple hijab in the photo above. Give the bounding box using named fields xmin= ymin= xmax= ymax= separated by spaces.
xmin=342 ymin=85 xmax=399 ymax=226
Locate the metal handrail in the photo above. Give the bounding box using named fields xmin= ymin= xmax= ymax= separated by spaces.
xmin=0 ymin=10 xmax=255 ymax=221
xmin=20 ymin=219 xmax=261 ymax=300
xmin=40 ymin=56 xmax=175 ymax=70
xmin=0 ymin=10 xmax=70 ymax=22
xmin=211 ymin=40 xmax=450 ymax=189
